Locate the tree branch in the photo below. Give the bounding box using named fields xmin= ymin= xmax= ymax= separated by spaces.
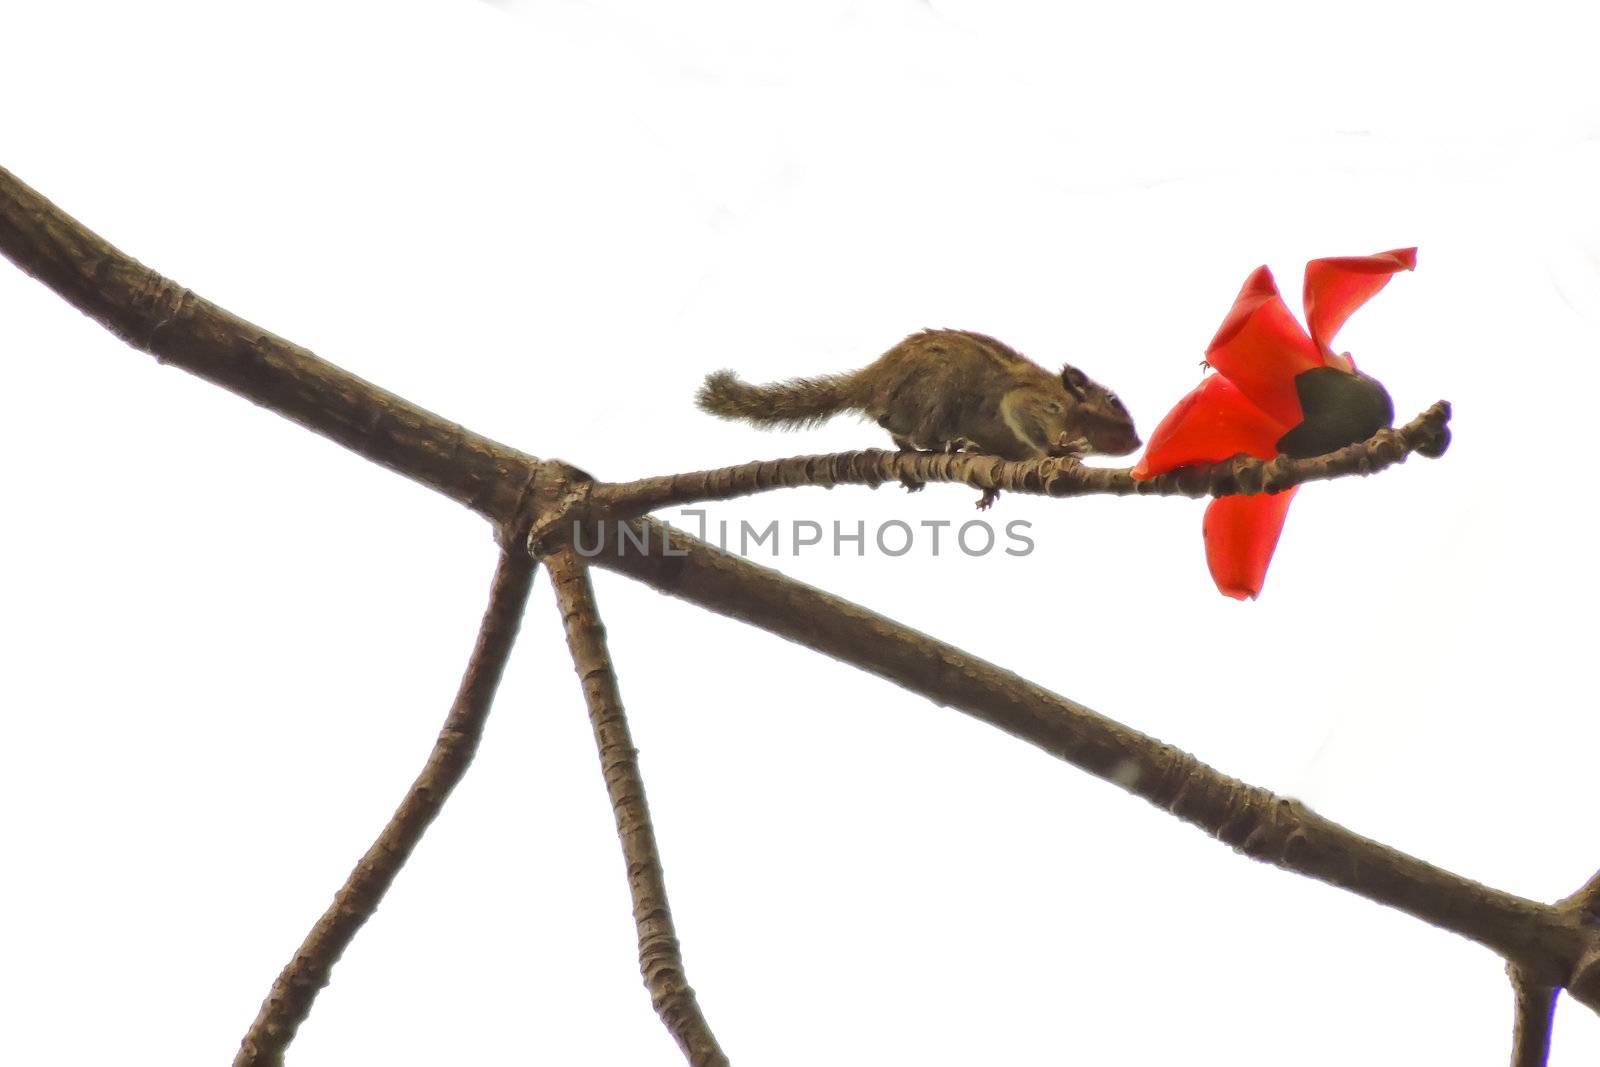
xmin=545 ymin=548 xmax=729 ymax=1067
xmin=233 ymin=548 xmax=537 ymax=1067
xmin=591 ymin=519 xmax=1598 ymax=998
xmin=0 ymin=164 xmax=535 ymax=521
xmin=6 ymin=160 xmax=1595 ymax=1053
xmin=587 ymin=401 xmax=1451 ymax=520
xmin=1507 ymin=965 xmax=1558 ymax=1067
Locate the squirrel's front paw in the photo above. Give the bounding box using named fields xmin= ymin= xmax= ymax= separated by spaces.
xmin=900 ymin=477 xmax=926 ymax=494
xmin=975 ymin=488 xmax=999 ymax=510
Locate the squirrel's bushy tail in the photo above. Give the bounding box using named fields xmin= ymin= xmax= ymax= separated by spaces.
xmin=695 ymin=369 xmax=859 ymax=429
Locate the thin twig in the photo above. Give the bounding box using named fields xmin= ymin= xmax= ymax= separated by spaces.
xmin=588 ymin=401 xmax=1452 ymax=520
xmin=545 ymin=548 xmax=729 ymax=1067
xmin=233 ymin=548 xmax=537 ymax=1067
xmin=1507 ymin=965 xmax=1558 ymax=1067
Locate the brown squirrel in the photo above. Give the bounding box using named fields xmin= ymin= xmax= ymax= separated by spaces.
xmin=697 ymin=329 xmax=1141 ymax=507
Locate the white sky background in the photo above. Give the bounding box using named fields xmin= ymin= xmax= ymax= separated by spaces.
xmin=4 ymin=0 xmax=1599 ymax=1063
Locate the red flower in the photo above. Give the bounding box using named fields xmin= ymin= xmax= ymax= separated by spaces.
xmin=1132 ymin=248 xmax=1417 ymax=599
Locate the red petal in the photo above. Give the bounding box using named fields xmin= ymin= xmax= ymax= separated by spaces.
xmin=1131 ymin=374 xmax=1287 ymax=479
xmin=1303 ymin=247 xmax=1417 ymax=353
xmin=1202 ymin=489 xmax=1299 ymax=600
xmin=1204 ymin=266 xmax=1326 ymax=428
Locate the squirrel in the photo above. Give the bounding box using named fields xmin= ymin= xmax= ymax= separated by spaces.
xmin=696 ymin=328 xmax=1141 ymax=508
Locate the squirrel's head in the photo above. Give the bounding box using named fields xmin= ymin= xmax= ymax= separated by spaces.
xmin=1000 ymin=368 xmax=1142 ymax=459
xmin=1057 ymin=364 xmax=1141 ymax=456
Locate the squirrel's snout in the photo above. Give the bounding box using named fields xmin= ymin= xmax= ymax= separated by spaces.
xmin=1104 ymin=427 xmax=1142 ymax=456
xmin=1097 ymin=431 xmax=1141 ymax=457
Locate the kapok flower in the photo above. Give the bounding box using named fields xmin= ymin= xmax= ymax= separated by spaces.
xmin=1132 ymin=248 xmax=1417 ymax=599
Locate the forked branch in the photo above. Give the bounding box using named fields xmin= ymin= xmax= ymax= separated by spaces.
xmin=546 ymin=549 xmax=729 ymax=1067
xmin=233 ymin=548 xmax=536 ymax=1067
xmin=3 ymin=161 xmax=1594 ymax=1064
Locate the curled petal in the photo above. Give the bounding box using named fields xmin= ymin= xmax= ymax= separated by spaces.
xmin=1202 ymin=488 xmax=1299 ymax=600
xmin=1204 ymin=266 xmax=1326 ymax=428
xmin=1303 ymin=247 xmax=1417 ymax=353
xmin=1131 ymin=373 xmax=1286 ymax=479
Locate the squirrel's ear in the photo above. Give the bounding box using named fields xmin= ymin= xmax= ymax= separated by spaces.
xmin=1060 ymin=365 xmax=1087 ymax=400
